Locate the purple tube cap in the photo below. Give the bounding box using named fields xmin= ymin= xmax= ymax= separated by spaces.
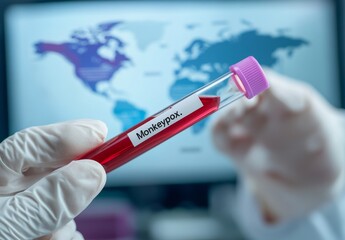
xmin=230 ymin=56 xmax=270 ymax=99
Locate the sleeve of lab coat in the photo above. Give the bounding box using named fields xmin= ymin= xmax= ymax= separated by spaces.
xmin=235 ymin=183 xmax=345 ymax=240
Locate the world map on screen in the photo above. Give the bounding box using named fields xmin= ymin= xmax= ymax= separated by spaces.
xmin=34 ymin=21 xmax=308 ymax=133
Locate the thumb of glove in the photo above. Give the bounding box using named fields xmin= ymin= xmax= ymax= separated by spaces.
xmin=0 ymin=160 xmax=106 ymax=240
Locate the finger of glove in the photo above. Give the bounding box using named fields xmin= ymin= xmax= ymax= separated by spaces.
xmin=258 ymin=69 xmax=311 ymax=117
xmin=50 ymin=221 xmax=85 ymax=240
xmin=0 ymin=160 xmax=105 ymax=240
xmin=212 ymin=97 xmax=260 ymax=157
xmin=35 ymin=221 xmax=82 ymax=240
xmin=36 ymin=231 xmax=84 ymax=240
xmin=50 ymin=221 xmax=77 ymax=240
xmin=72 ymin=232 xmax=84 ymax=240
xmin=0 ymin=119 xmax=107 ymax=174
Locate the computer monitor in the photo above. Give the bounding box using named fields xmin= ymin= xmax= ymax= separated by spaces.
xmin=0 ymin=0 xmax=343 ymax=186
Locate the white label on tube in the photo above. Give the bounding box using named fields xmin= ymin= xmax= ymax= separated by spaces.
xmin=127 ymin=94 xmax=203 ymax=147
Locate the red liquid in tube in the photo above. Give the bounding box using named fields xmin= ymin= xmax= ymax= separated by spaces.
xmin=78 ymin=96 xmax=220 ymax=173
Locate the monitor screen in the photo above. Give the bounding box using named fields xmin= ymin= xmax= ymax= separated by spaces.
xmin=4 ymin=0 xmax=339 ymax=185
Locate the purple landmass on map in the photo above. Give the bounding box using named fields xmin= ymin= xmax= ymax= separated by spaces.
xmin=34 ymin=21 xmax=130 ymax=92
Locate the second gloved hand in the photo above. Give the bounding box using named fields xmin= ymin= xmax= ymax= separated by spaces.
xmin=213 ymin=70 xmax=345 ymax=222
xmin=0 ymin=119 xmax=107 ymax=240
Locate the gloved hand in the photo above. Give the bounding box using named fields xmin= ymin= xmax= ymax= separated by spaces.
xmin=213 ymin=69 xmax=345 ymax=222
xmin=0 ymin=119 xmax=107 ymax=239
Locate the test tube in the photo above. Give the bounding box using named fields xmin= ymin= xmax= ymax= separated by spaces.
xmin=77 ymin=56 xmax=269 ymax=173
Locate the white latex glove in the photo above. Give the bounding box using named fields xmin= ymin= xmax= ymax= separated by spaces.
xmin=0 ymin=119 xmax=107 ymax=239
xmin=213 ymin=70 xmax=345 ymax=222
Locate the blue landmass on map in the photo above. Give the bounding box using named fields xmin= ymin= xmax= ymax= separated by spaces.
xmin=34 ymin=21 xmax=168 ymax=132
xmin=35 ymin=21 xmax=130 ymax=93
xmin=171 ymin=29 xmax=309 ymax=133
xmin=113 ymin=100 xmax=146 ymax=130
